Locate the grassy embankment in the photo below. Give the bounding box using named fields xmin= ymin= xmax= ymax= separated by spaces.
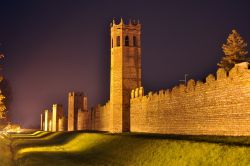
xmin=2 ymin=131 xmax=248 ymax=166
xmin=0 ymin=132 xmax=14 ymax=166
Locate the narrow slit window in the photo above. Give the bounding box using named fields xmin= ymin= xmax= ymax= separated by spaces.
xmin=125 ymin=36 xmax=129 ymax=46
xmin=133 ymin=36 xmax=137 ymax=46
xmin=111 ymin=38 xmax=113 ymax=48
xmin=117 ymin=36 xmax=120 ymax=47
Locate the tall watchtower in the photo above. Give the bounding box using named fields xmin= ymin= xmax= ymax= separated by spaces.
xmin=110 ymin=19 xmax=142 ymax=132
xmin=67 ymin=92 xmax=87 ymax=131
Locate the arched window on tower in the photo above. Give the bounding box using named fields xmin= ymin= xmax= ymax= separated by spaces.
xmin=116 ymin=36 xmax=120 ymax=47
xmin=125 ymin=36 xmax=129 ymax=46
xmin=111 ymin=38 xmax=113 ymax=48
xmin=133 ymin=36 xmax=137 ymax=47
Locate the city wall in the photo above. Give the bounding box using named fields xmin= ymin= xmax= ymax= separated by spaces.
xmin=78 ymin=110 xmax=91 ymax=130
xmin=90 ymin=101 xmax=110 ymax=131
xmin=130 ymin=63 xmax=250 ymax=136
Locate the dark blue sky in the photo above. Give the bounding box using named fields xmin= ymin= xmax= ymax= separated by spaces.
xmin=0 ymin=0 xmax=250 ymax=128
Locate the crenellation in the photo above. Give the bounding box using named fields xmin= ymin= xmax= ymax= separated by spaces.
xmin=164 ymin=89 xmax=170 ymax=96
xmin=68 ymin=92 xmax=88 ymax=131
xmin=130 ymin=62 xmax=250 ymax=136
xmin=228 ymin=63 xmax=249 ymax=78
xmin=148 ymin=91 xmax=153 ymax=97
xmin=236 ymin=62 xmax=249 ymax=71
xmin=171 ymin=86 xmax=180 ymax=96
xmin=39 ymin=20 xmax=250 ymax=136
xmin=135 ymin=88 xmax=139 ymax=98
xmin=205 ymin=74 xmax=216 ymax=84
xmin=195 ymin=80 xmax=204 ymax=91
xmin=159 ymin=90 xmax=165 ymax=98
xmin=139 ymin=87 xmax=144 ymax=96
xmin=131 ymin=89 xmax=135 ymax=99
xmin=178 ymin=84 xmax=186 ymax=92
xmin=216 ymin=68 xmax=227 ymax=80
xmin=187 ymin=79 xmax=195 ymax=91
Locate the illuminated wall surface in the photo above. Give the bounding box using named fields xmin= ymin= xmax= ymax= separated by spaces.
xmin=44 ymin=110 xmax=51 ymax=132
xmin=109 ymin=19 xmax=141 ymax=132
xmin=131 ymin=63 xmax=250 ymax=136
xmin=41 ymin=21 xmax=250 ymax=136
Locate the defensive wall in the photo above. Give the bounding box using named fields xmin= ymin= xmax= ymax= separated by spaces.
xmin=41 ymin=105 xmax=66 ymax=132
xmin=90 ymin=101 xmax=110 ymax=131
xmin=130 ymin=62 xmax=250 ymax=136
xmin=77 ymin=109 xmax=91 ymax=130
xmin=40 ymin=20 xmax=250 ymax=136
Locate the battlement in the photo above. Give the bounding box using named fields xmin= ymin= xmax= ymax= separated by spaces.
xmin=52 ymin=104 xmax=62 ymax=108
xmin=68 ymin=92 xmax=85 ymax=97
xmin=131 ymin=62 xmax=250 ymax=101
xmin=110 ymin=18 xmax=141 ymax=29
xmin=93 ymin=101 xmax=110 ymax=112
xmin=68 ymin=91 xmax=88 ymax=131
xmin=130 ymin=62 xmax=250 ymax=136
xmin=90 ymin=101 xmax=110 ymax=131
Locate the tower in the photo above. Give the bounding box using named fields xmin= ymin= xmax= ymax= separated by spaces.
xmin=110 ymin=19 xmax=142 ymax=132
xmin=77 ymin=96 xmax=88 ymax=130
xmin=44 ymin=109 xmax=51 ymax=131
xmin=67 ymin=92 xmax=87 ymax=131
xmin=40 ymin=113 xmax=44 ymax=130
xmin=52 ymin=104 xmax=64 ymax=132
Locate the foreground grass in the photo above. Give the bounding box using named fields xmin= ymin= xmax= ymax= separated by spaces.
xmin=6 ymin=131 xmax=250 ymax=166
xmin=0 ymin=133 xmax=14 ymax=166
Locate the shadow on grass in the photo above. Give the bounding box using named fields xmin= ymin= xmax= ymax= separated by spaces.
xmin=12 ymin=132 xmax=76 ymax=151
xmin=10 ymin=131 xmax=51 ymax=139
xmin=125 ymin=132 xmax=250 ymax=147
xmin=15 ymin=134 xmax=146 ymax=166
xmin=12 ymin=131 xmax=110 ymax=153
xmin=13 ymin=131 xmax=250 ymax=165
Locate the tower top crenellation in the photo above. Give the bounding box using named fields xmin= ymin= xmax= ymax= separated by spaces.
xmin=110 ymin=18 xmax=141 ymax=28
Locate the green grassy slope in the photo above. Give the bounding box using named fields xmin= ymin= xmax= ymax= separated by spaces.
xmin=0 ymin=133 xmax=14 ymax=166
xmin=8 ymin=131 xmax=250 ymax=166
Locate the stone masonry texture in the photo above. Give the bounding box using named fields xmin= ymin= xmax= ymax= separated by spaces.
xmin=130 ymin=62 xmax=250 ymax=136
xmin=67 ymin=92 xmax=87 ymax=131
xmin=40 ymin=21 xmax=250 ymax=136
xmin=109 ymin=19 xmax=141 ymax=132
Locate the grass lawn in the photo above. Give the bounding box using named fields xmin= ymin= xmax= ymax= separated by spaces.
xmin=0 ymin=133 xmax=14 ymax=166
xmin=1 ymin=131 xmax=250 ymax=166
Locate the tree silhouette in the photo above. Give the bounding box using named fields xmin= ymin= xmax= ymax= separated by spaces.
xmin=218 ymin=30 xmax=249 ymax=71
xmin=0 ymin=53 xmax=7 ymax=124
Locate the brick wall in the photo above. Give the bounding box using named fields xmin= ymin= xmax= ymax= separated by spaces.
xmin=90 ymin=101 xmax=110 ymax=131
xmin=77 ymin=110 xmax=91 ymax=130
xmin=130 ymin=63 xmax=250 ymax=136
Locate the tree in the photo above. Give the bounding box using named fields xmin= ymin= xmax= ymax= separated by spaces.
xmin=218 ymin=29 xmax=249 ymax=71
xmin=0 ymin=91 xmax=6 ymax=119
xmin=0 ymin=53 xmax=6 ymax=120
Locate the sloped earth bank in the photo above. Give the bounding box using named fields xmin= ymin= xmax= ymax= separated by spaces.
xmin=0 ymin=132 xmax=15 ymax=166
xmin=9 ymin=131 xmax=250 ymax=166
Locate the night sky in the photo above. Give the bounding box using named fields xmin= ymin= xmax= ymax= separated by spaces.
xmin=0 ymin=1 xmax=250 ymax=128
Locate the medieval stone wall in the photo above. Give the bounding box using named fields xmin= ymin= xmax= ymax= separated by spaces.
xmin=44 ymin=110 xmax=52 ymax=131
xmin=77 ymin=110 xmax=91 ymax=130
xmin=90 ymin=101 xmax=110 ymax=131
xmin=58 ymin=117 xmax=66 ymax=131
xmin=41 ymin=105 xmax=66 ymax=132
xmin=52 ymin=104 xmax=64 ymax=132
xmin=130 ymin=63 xmax=250 ymax=136
xmin=68 ymin=92 xmax=87 ymax=131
